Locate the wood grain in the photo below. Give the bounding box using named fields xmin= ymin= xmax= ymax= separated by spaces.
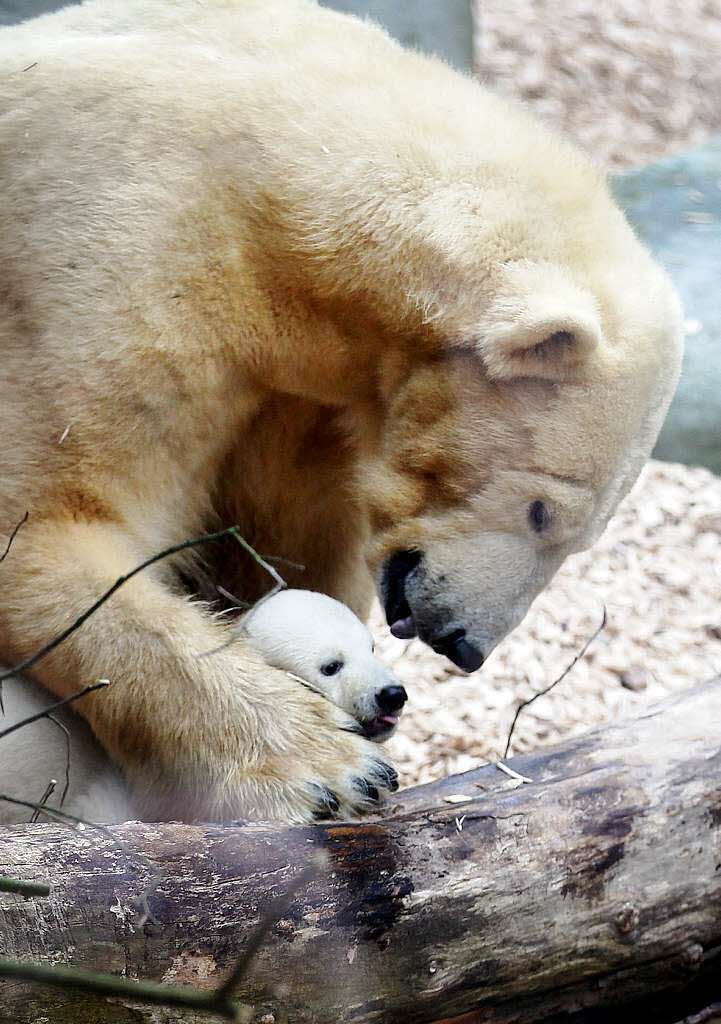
xmin=0 ymin=680 xmax=719 ymax=1023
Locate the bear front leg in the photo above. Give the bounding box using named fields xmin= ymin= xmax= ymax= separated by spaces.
xmin=0 ymin=518 xmax=397 ymax=822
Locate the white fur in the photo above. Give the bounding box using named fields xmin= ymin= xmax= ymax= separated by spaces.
xmin=0 ymin=591 xmax=402 ymax=823
xmin=242 ymin=590 xmax=403 ymax=731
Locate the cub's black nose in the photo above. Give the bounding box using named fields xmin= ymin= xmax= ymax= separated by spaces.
xmin=375 ymin=685 xmax=408 ymax=714
xmin=431 ymin=629 xmax=483 ymax=673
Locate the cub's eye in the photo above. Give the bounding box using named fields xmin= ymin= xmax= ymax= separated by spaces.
xmin=320 ymin=660 xmax=343 ymax=676
xmin=529 ymin=500 xmax=551 ymax=533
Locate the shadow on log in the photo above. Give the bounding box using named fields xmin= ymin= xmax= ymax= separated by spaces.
xmin=0 ymin=680 xmax=719 ymax=1024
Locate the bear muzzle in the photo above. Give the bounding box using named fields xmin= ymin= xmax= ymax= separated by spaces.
xmin=381 ymin=550 xmax=484 ymax=673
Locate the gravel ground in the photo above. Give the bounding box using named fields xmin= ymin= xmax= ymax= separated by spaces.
xmin=377 ymin=4 xmax=721 ymax=786
xmin=473 ymin=0 xmax=721 ymax=170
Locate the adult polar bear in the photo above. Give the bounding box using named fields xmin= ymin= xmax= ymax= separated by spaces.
xmin=0 ymin=0 xmax=682 ymax=823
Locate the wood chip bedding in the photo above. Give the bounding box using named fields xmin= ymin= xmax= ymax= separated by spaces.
xmin=473 ymin=0 xmax=721 ymax=170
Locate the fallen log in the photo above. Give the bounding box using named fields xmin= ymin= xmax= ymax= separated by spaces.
xmin=0 ymin=679 xmax=719 ymax=1024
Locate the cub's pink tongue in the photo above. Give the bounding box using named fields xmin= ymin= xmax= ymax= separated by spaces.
xmin=390 ymin=616 xmax=417 ymax=639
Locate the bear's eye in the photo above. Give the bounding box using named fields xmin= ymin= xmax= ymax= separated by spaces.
xmin=529 ymin=500 xmax=551 ymax=533
xmin=320 ymin=659 xmax=343 ymax=676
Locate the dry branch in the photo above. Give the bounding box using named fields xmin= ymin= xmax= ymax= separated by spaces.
xmin=0 ymin=525 xmax=255 ymax=695
xmin=503 ymin=605 xmax=607 ymax=758
xmin=0 ymin=680 xmax=109 ymax=743
xmin=0 ymin=678 xmax=719 ymax=1024
xmin=0 ymin=512 xmax=28 ymax=566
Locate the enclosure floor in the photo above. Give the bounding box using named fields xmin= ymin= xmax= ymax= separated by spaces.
xmin=473 ymin=0 xmax=721 ymax=170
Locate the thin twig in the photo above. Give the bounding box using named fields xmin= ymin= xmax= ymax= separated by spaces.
xmin=0 ymin=877 xmax=50 ymax=898
xmin=228 ymin=533 xmax=288 ymax=626
xmin=215 ymin=584 xmax=251 ymax=610
xmin=0 ymin=510 xmax=28 ymax=564
xmin=46 ymin=714 xmax=72 ymax=805
xmin=259 ymin=554 xmax=306 ymax=573
xmin=0 ymin=958 xmax=242 ymax=1019
xmin=30 ymin=779 xmax=57 ymax=823
xmin=231 ymin=532 xmax=286 ymax=591
xmin=199 ymin=539 xmax=290 ymax=658
xmin=503 ymin=607 xmax=607 ymax=759
xmin=0 ymin=680 xmax=109 ymax=742
xmin=0 ymin=794 xmax=115 ymax=834
xmin=196 ymin=634 xmax=242 ymax=659
xmin=0 ymin=525 xmax=243 ymax=691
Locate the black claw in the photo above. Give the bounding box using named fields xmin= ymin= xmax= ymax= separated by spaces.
xmin=309 ymin=783 xmax=340 ymax=819
xmin=352 ymin=777 xmax=380 ymax=803
xmin=369 ymin=760 xmax=399 ymax=792
xmin=340 ymin=723 xmax=365 ymax=736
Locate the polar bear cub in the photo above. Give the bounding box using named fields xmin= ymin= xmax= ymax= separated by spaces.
xmin=0 ymin=590 xmax=405 ymax=824
xmin=242 ymin=590 xmax=407 ymax=741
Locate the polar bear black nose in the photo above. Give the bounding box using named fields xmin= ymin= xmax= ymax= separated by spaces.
xmin=431 ymin=629 xmax=483 ymax=673
xmin=375 ymin=685 xmax=407 ymax=714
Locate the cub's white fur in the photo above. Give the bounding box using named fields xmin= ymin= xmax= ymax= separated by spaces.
xmin=242 ymin=590 xmax=404 ymax=738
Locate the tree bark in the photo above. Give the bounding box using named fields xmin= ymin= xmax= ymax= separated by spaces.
xmin=0 ymin=680 xmax=719 ymax=1024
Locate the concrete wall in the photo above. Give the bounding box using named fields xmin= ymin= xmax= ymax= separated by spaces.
xmin=0 ymin=0 xmax=69 ymax=24
xmin=613 ymin=137 xmax=721 ymax=474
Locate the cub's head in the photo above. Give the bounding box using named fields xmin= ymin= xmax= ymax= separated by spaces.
xmin=242 ymin=590 xmax=407 ymax=740
xmin=359 ymin=186 xmax=683 ymax=672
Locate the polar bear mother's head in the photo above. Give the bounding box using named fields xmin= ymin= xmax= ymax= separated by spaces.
xmin=361 ymin=238 xmax=682 ymax=671
xmin=257 ymin=29 xmax=683 ymax=673
xmin=328 ymin=172 xmax=684 ymax=672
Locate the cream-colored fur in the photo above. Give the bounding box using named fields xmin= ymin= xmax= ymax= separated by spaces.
xmin=0 ymin=0 xmax=682 ymax=822
xmin=0 ymin=591 xmax=403 ymax=824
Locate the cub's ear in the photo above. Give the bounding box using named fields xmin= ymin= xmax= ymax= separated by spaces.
xmin=477 ymin=262 xmax=602 ymax=381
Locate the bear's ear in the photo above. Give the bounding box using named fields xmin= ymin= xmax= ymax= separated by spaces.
xmin=477 ymin=262 xmax=602 ymax=381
